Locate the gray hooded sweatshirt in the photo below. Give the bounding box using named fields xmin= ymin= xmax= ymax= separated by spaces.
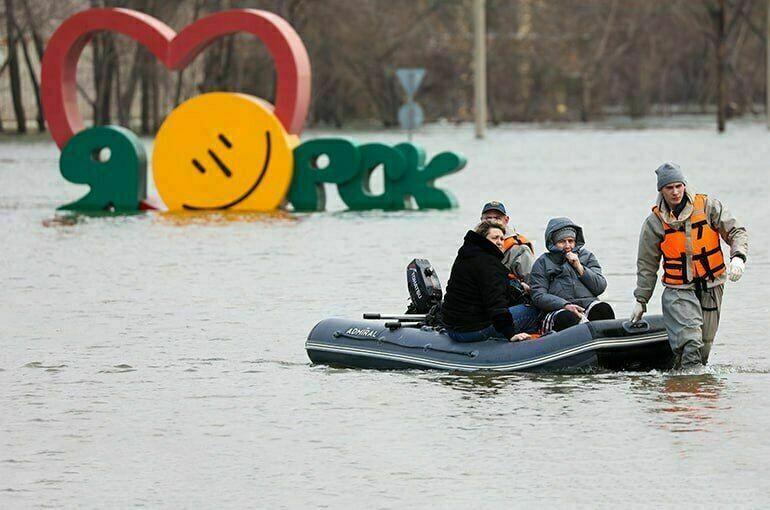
xmin=530 ymin=217 xmax=608 ymax=311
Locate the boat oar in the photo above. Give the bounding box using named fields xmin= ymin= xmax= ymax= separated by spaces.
xmin=363 ymin=313 xmax=427 ymax=321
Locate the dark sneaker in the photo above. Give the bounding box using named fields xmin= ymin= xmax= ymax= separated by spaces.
xmin=552 ymin=309 xmax=581 ymax=332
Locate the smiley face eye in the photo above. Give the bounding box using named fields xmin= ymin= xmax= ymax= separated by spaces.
xmin=192 ymin=158 xmax=206 ymax=174
xmin=207 ymin=149 xmax=232 ymax=177
xmin=190 ymin=133 xmax=235 ymax=178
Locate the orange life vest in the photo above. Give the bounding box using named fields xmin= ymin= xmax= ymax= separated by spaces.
xmin=652 ymin=194 xmax=725 ymax=285
xmin=503 ymin=233 xmax=534 ymax=255
xmin=503 ymin=233 xmax=534 ymax=281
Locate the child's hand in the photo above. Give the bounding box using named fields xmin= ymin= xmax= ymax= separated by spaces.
xmin=509 ymin=332 xmax=531 ymax=342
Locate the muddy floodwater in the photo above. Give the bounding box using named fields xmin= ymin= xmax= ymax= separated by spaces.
xmin=2 ymin=120 xmax=770 ymax=507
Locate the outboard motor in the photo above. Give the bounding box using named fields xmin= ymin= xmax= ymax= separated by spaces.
xmin=405 ymin=258 xmax=443 ymax=314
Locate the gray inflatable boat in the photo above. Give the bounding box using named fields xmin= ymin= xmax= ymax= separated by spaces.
xmin=305 ymin=314 xmax=674 ymax=373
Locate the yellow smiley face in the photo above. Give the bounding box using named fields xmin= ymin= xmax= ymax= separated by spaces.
xmin=152 ymin=92 xmax=297 ymax=211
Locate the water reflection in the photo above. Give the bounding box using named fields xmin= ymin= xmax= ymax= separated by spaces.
xmin=427 ymin=372 xmax=525 ymax=397
xmin=41 ymin=210 xmax=147 ymax=227
xmin=428 ymin=370 xmax=728 ymax=434
xmin=639 ymin=373 xmax=726 ymax=433
xmin=154 ymin=209 xmax=298 ymax=226
xmin=41 ymin=208 xmax=301 ymax=228
xmin=425 ymin=371 xmax=612 ymax=398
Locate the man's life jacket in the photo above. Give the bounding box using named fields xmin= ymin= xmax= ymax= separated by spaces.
xmin=503 ymin=233 xmax=534 ymax=255
xmin=503 ymin=233 xmax=534 ymax=282
xmin=652 ymin=194 xmax=725 ymax=285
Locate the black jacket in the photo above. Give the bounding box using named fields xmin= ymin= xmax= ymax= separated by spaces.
xmin=441 ymin=230 xmax=516 ymax=339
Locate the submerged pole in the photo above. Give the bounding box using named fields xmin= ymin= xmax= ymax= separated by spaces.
xmin=716 ymin=0 xmax=726 ymax=133
xmin=473 ymin=0 xmax=487 ymax=139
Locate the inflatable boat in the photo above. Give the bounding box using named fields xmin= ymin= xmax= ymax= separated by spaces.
xmin=305 ymin=314 xmax=673 ymax=373
xmin=305 ymin=258 xmax=674 ymax=373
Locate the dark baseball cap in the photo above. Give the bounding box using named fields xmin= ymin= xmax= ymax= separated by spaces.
xmin=481 ymin=201 xmax=507 ymax=216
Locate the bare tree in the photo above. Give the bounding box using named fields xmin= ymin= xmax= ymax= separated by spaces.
xmin=15 ymin=20 xmax=44 ymax=130
xmin=1 ymin=0 xmax=768 ymax=132
xmin=5 ymin=0 xmax=27 ymax=133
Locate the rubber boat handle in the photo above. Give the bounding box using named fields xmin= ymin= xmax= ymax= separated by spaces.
xmin=385 ymin=321 xmax=423 ymax=330
xmin=622 ymin=320 xmax=650 ymax=334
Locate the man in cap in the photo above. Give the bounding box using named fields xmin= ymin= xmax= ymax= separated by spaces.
xmin=631 ymin=162 xmax=749 ymax=368
xmin=480 ymin=201 xmax=540 ymax=335
xmin=480 ymin=201 xmax=535 ymax=281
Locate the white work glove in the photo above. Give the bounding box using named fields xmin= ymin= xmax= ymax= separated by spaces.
xmin=630 ymin=302 xmax=646 ymax=323
xmin=727 ymin=257 xmax=745 ymax=282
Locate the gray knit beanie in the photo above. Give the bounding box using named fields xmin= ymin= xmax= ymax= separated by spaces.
xmin=655 ymin=162 xmax=687 ymax=190
xmin=553 ymin=227 xmax=577 ymax=243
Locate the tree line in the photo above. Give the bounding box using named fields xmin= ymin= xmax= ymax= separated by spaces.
xmin=0 ymin=0 xmax=767 ymax=134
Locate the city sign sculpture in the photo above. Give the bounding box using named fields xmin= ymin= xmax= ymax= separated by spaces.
xmin=41 ymin=8 xmax=466 ymax=212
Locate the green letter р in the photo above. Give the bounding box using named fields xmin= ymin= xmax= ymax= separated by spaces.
xmin=58 ymin=125 xmax=147 ymax=212
xmin=288 ymin=138 xmax=359 ymax=212
xmin=337 ymin=143 xmax=408 ymax=211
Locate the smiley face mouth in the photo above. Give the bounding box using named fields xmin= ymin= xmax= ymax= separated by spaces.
xmin=182 ymin=131 xmax=272 ymax=210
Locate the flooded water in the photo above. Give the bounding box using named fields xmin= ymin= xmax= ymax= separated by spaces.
xmin=2 ymin=120 xmax=769 ymax=507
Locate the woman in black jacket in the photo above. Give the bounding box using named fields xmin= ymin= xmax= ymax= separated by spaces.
xmin=442 ymin=220 xmax=529 ymax=343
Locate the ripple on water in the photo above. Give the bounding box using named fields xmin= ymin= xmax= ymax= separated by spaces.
xmin=186 ymin=394 xmax=247 ymax=399
xmin=33 ymin=479 xmax=65 ymax=486
xmin=97 ymin=364 xmax=135 ymax=374
xmin=242 ymin=359 xmax=307 ymax=368
xmin=705 ymin=363 xmax=770 ymax=375
xmin=23 ymin=362 xmax=67 ymax=370
xmin=34 ymin=451 xmax=65 ymax=457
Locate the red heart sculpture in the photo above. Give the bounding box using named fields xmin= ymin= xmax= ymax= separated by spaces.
xmin=42 ymin=8 xmax=311 ymax=149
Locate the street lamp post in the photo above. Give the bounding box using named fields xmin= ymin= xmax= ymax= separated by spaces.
xmin=473 ymin=0 xmax=486 ymax=139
